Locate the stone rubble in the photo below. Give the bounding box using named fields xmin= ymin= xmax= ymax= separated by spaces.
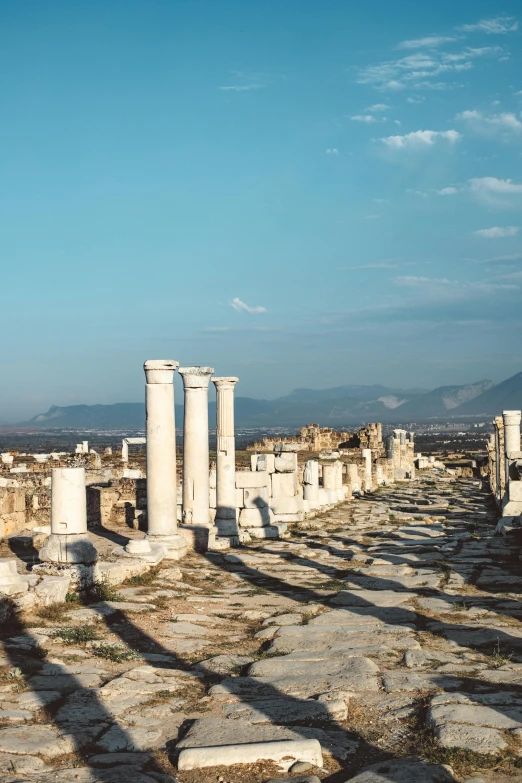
xmin=3 ymin=452 xmax=522 ymax=781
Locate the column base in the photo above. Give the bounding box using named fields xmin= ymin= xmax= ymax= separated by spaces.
xmin=145 ymin=533 xmax=188 ymax=560
xmin=39 ymin=534 xmax=98 ymax=565
xmin=214 ymin=516 xmax=240 ymax=536
xmin=113 ymin=541 xmax=168 ymax=564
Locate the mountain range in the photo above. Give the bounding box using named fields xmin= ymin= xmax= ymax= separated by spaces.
xmin=8 ymin=371 xmax=522 ymax=430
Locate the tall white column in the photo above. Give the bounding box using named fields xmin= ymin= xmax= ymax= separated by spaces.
xmin=179 ymin=367 xmax=214 ymax=526
xmin=144 ymin=360 xmax=187 ymax=559
xmin=361 ymin=448 xmax=372 ymax=489
xmin=503 ymin=410 xmax=521 ymax=490
xmin=212 ymin=377 xmax=239 ymax=534
xmin=40 ymin=467 xmax=97 ymax=563
xmin=503 ymin=410 xmax=521 ymax=456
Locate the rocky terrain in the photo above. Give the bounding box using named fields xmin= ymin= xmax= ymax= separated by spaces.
xmin=1 ymin=471 xmax=522 ymax=782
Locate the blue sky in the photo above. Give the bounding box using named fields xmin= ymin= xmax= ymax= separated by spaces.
xmin=1 ymin=1 xmax=521 ymax=420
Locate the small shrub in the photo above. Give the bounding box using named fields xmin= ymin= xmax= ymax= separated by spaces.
xmin=65 ymin=592 xmax=80 ymax=604
xmin=123 ymin=566 xmax=161 ymax=587
xmin=50 ymin=627 xmax=100 ymax=645
xmin=92 ymin=644 xmax=138 ymax=663
xmin=89 ymin=579 xmax=123 ymax=603
xmin=36 ymin=603 xmax=71 ymax=622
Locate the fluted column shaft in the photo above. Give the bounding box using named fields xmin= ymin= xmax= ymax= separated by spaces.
xmin=503 ymin=410 xmax=521 ymax=490
xmin=212 ymin=377 xmax=238 ymax=525
xmin=179 ymin=367 xmax=214 ymax=525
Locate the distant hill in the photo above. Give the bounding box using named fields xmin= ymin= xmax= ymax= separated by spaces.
xmin=14 ymin=372 xmax=522 ymax=429
xmin=391 ymin=380 xmax=494 ymax=419
xmin=456 ymin=372 xmax=522 ymax=416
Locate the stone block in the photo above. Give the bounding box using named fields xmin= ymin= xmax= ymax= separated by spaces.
xmin=177 ymin=738 xmax=322 ymax=771
xmin=209 ymin=487 xmax=216 ymax=508
xmin=236 ymin=488 xmax=245 ymax=507
xmin=251 ymin=453 xmax=276 ymax=473
xmin=239 ymin=507 xmax=274 ymax=528
xmin=271 ymin=472 xmax=297 ymax=498
xmin=235 ymin=470 xmax=269 ymax=489
xmin=243 ymin=486 xmax=269 ymax=508
xmin=34 ymin=576 xmax=70 ymax=606
xmin=274 ymin=453 xmax=298 ymax=473
xmin=509 ymin=481 xmax=522 ymax=501
xmin=248 ymin=525 xmax=281 ymax=539
xmin=270 ymin=496 xmax=303 ymax=515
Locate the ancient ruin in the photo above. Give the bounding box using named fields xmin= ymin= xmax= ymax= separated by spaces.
xmin=1 ymin=365 xmax=521 ymax=783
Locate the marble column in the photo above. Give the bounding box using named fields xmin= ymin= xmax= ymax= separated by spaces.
xmin=144 ymin=360 xmax=187 ymax=559
xmin=361 ymin=448 xmax=372 ymax=489
xmin=503 ymin=410 xmax=521 ymax=491
xmin=40 ymin=467 xmax=98 ymax=563
xmin=503 ymin=410 xmax=521 ymax=456
xmin=212 ymin=376 xmax=239 ymax=534
xmin=179 ymin=366 xmax=214 ymax=526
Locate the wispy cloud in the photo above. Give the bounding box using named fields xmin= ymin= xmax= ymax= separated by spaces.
xmin=218 ymin=84 xmax=265 ymax=92
xmin=365 ymin=103 xmax=390 ymax=112
xmin=397 ymin=35 xmax=458 ymax=50
xmin=473 ymin=226 xmax=519 ymax=238
xmin=434 ymin=186 xmax=460 ymax=195
xmin=351 ymin=114 xmax=379 ymax=123
xmin=230 ymin=297 xmax=267 ymax=314
xmin=357 ymin=46 xmax=502 ymax=91
xmin=456 ymin=109 xmax=522 ymax=137
xmin=380 ymin=129 xmax=461 ymax=148
xmin=339 ymin=261 xmax=409 ymax=270
xmin=458 ymin=16 xmax=518 ymax=34
xmin=326 ymin=148 xmax=339 ymax=155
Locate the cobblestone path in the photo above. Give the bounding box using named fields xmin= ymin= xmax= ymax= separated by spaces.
xmin=2 ymin=472 xmax=522 ymax=782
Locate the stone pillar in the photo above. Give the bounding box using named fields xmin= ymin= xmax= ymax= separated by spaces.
xmin=122 ymin=439 xmax=129 ymax=462
xmin=212 ymin=377 xmax=239 ymax=535
xmin=361 ymin=448 xmax=372 ymax=489
xmin=0 ymin=558 xmax=29 ymax=595
xmin=322 ymin=464 xmax=336 ymax=490
xmin=303 ymin=460 xmax=319 ymax=505
xmin=503 ymin=410 xmax=521 ymax=457
xmin=179 ymin=367 xmax=214 ymax=526
xmin=39 ymin=468 xmax=97 ymax=563
xmin=144 ymin=360 xmax=187 ymax=559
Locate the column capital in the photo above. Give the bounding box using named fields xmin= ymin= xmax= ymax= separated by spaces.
xmin=178 ymin=366 xmax=214 ymax=388
xmin=144 ymin=360 xmax=179 ymax=384
xmin=503 ymin=410 xmax=521 ymax=425
xmin=212 ymin=376 xmax=239 ymax=390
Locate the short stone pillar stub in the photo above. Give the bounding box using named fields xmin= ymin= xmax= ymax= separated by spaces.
xmin=0 ymin=558 xmax=29 ymax=596
xmin=39 ymin=468 xmax=98 ymax=564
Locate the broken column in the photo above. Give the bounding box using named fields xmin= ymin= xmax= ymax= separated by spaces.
xmin=179 ymin=367 xmax=214 ymax=526
xmin=143 ymin=360 xmax=187 ymax=559
xmin=303 ymin=460 xmax=319 ymax=510
xmin=212 ymin=376 xmax=239 ymax=536
xmin=39 ymin=468 xmax=97 ymax=564
xmin=0 ymin=558 xmax=29 ymax=595
xmin=361 ymin=448 xmax=372 ymax=491
xmin=502 ymin=410 xmax=522 ymax=517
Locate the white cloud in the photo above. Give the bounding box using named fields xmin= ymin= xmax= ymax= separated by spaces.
xmin=326 ymin=148 xmax=339 ymax=155
xmin=218 ymin=84 xmax=265 ymax=92
xmin=351 ymin=114 xmax=377 ymax=123
xmin=365 ymin=103 xmax=390 ymax=112
xmin=435 ymin=186 xmax=459 ymax=195
xmin=373 ymin=198 xmax=389 ymax=203
xmin=459 ymin=16 xmax=518 ymax=34
xmin=381 ymin=129 xmax=461 ymax=148
xmin=456 ymin=109 xmax=522 ymax=136
xmin=406 ymin=96 xmax=426 ymax=103
xmin=469 ymin=177 xmax=522 ymax=195
xmin=406 ymin=189 xmax=429 ymax=198
xmin=397 ymin=35 xmax=458 ymax=50
xmin=357 ymin=46 xmax=502 ymax=91
xmin=473 ymin=226 xmax=519 ymax=238
xmin=230 ymin=297 xmax=267 ymax=314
